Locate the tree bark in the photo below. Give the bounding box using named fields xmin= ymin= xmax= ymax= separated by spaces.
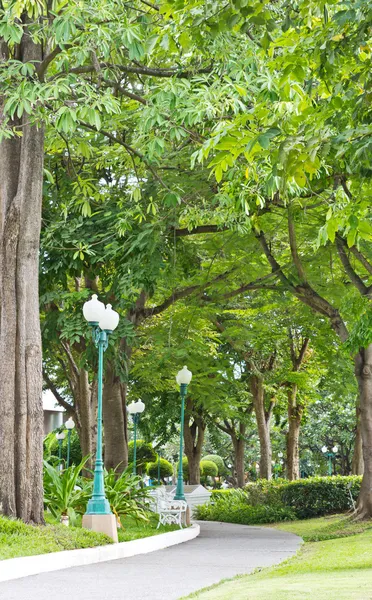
xmin=250 ymin=375 xmax=272 ymax=479
xmin=352 ymin=399 xmax=364 ymax=475
xmin=183 ymin=398 xmax=206 ymax=485
xmin=102 ymin=361 xmax=128 ymax=472
xmin=232 ymin=425 xmax=246 ymax=487
xmin=286 ymin=384 xmax=303 ymax=480
xmin=355 ymin=346 xmax=372 ymax=518
xmin=0 ymin=37 xmax=45 ymax=522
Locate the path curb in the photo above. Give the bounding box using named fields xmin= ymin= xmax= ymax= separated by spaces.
xmin=0 ymin=523 xmax=200 ymax=583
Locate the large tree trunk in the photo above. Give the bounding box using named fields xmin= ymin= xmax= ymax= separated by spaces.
xmin=232 ymin=426 xmax=246 ymax=487
xmin=0 ymin=38 xmax=44 ymax=522
xmin=183 ymin=398 xmax=205 ymax=485
xmin=250 ymin=375 xmax=272 ymax=480
xmin=352 ymin=399 xmax=364 ymax=475
xmin=102 ymin=361 xmax=128 ymax=472
xmin=286 ymin=384 xmax=303 ymax=481
xmin=355 ymin=346 xmax=372 ymax=518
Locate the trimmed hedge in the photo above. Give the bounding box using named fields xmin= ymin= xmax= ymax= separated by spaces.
xmin=278 ymin=476 xmax=361 ymax=518
xmin=209 ymin=476 xmax=362 ymax=520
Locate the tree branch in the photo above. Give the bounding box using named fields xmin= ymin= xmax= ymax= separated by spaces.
xmin=349 ymin=245 xmax=372 ymax=276
xmin=43 ymin=369 xmax=75 ymax=414
xmin=336 ymin=235 xmax=369 ymax=296
xmin=175 ymin=225 xmax=229 ymax=237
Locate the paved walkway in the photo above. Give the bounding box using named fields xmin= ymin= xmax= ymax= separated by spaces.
xmin=0 ymin=522 xmax=301 ymax=600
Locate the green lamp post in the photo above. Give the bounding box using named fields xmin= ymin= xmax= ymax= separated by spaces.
xmin=322 ymin=445 xmax=338 ymax=476
xmin=65 ymin=417 xmax=75 ymax=468
xmin=56 ymin=431 xmax=65 ymax=470
xmin=127 ymin=400 xmax=145 ymax=475
xmin=174 ymin=366 xmax=192 ymax=502
xmin=82 ymin=294 xmax=119 ymax=534
xmin=157 ymin=452 xmax=161 ymax=485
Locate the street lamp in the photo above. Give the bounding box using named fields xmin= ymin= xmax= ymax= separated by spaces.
xmin=65 ymin=417 xmax=75 ymax=468
xmin=82 ymin=294 xmax=119 ymax=541
xmin=174 ymin=366 xmax=192 ymax=501
xmin=56 ymin=431 xmax=65 ymax=470
xmin=127 ymin=400 xmax=145 ymax=475
xmin=322 ymin=445 xmax=338 ymax=476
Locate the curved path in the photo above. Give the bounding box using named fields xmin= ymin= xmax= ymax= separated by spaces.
xmin=0 ymin=522 xmax=301 ymax=600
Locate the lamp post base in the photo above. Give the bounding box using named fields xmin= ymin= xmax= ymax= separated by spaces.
xmin=82 ymin=514 xmax=118 ymax=543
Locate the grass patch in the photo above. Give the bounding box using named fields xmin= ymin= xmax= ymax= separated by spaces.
xmin=184 ymin=514 xmax=372 ymax=600
xmin=274 ymin=513 xmax=372 ymax=541
xmin=0 ymin=515 xmax=112 ymax=561
xmin=0 ymin=512 xmax=179 ymax=560
xmin=117 ymin=514 xmax=179 ymax=542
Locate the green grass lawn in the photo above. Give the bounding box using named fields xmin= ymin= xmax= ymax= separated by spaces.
xmin=0 ymin=512 xmax=178 ymax=561
xmin=118 ymin=513 xmax=178 ymax=542
xmin=185 ymin=514 xmax=372 ymax=600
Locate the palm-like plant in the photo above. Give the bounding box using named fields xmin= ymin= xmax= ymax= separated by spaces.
xmin=104 ymin=468 xmax=151 ymax=528
xmin=43 ymin=457 xmax=91 ymax=524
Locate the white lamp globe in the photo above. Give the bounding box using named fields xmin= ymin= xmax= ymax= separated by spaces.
xmin=136 ymin=399 xmax=145 ymax=414
xmin=278 ymin=452 xmax=283 ymax=458
xmin=127 ymin=400 xmax=145 ymax=415
xmin=176 ymin=366 xmax=192 ymax=385
xmin=99 ymin=304 xmax=120 ymax=332
xmin=65 ymin=417 xmax=75 ymax=430
xmin=83 ymin=294 xmax=105 ymax=323
xmin=321 ymin=446 xmax=328 ymax=454
xmin=56 ymin=432 xmax=65 ymax=441
xmin=332 ymin=446 xmax=338 ymax=453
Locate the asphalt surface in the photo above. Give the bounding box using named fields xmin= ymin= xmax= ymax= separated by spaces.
xmin=0 ymin=521 xmax=301 ymax=600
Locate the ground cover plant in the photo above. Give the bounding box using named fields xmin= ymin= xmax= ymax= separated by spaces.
xmin=183 ymin=515 xmax=372 ymax=600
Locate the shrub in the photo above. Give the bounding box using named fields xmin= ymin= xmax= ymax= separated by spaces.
xmin=200 ymin=460 xmax=218 ymax=478
xmin=201 ymin=455 xmax=227 ymax=476
xmin=278 ymin=476 xmax=362 ymax=518
xmin=147 ymin=457 xmax=173 ymax=480
xmin=128 ymin=440 xmax=156 ymax=474
xmin=195 ymin=498 xmax=296 ymax=525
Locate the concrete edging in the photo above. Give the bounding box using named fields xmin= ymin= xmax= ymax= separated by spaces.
xmin=0 ymin=523 xmax=200 ymax=582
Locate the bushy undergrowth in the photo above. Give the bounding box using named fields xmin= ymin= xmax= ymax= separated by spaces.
xmin=196 ymin=490 xmax=296 ymax=524
xmin=204 ymin=476 xmax=362 ymax=523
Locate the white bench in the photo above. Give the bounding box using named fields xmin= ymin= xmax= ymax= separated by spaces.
xmin=150 ymin=487 xmax=187 ymax=529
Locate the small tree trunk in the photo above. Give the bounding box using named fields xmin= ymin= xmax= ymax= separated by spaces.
xmin=250 ymin=375 xmax=272 ymax=479
xmin=352 ymin=399 xmax=364 ymax=475
xmin=286 ymin=384 xmax=302 ymax=481
xmin=102 ymin=362 xmax=128 ymax=472
xmin=232 ymin=430 xmax=246 ymax=488
xmin=355 ymin=346 xmax=372 ymax=518
xmin=183 ymin=398 xmax=205 ymax=485
xmin=0 ymin=35 xmax=45 ymax=522
xmin=75 ymin=371 xmax=97 ymax=472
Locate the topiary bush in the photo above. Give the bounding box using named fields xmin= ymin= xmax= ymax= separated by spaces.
xmin=147 ymin=457 xmax=173 ymax=481
xmin=176 ymin=457 xmax=205 ymax=482
xmin=128 ymin=440 xmax=156 ymax=474
xmin=200 ymin=460 xmax=218 ymax=478
xmin=201 ymin=455 xmax=227 ymax=476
